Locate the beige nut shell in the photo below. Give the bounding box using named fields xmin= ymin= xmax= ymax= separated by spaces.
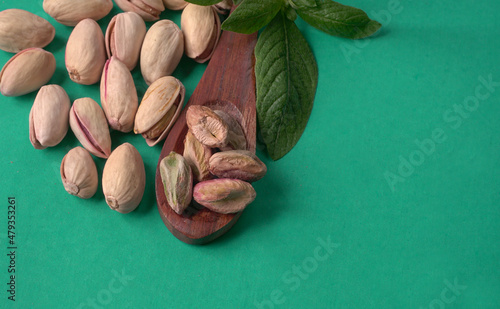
xmin=0 ymin=47 xmax=56 ymax=96
xmin=43 ymin=0 xmax=113 ymax=26
xmin=61 ymin=147 xmax=98 ymax=199
xmin=29 ymin=85 xmax=70 ymax=149
xmin=134 ymin=76 xmax=185 ymax=146
xmin=69 ymin=97 xmax=112 ymax=159
xmin=102 ymin=143 xmax=146 ymax=214
xmin=114 ymin=0 xmax=165 ymax=22
xmin=181 ymin=4 xmax=221 ymax=63
xmin=140 ymin=20 xmax=184 ymax=85
xmin=0 ymin=9 xmax=55 ymax=53
xmin=105 ymin=12 xmax=146 ymax=71
xmin=100 ymin=57 xmax=138 ymax=132
xmin=66 ymin=19 xmax=106 ymax=85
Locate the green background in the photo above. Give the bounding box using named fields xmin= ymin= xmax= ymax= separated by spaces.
xmin=1 ymin=0 xmax=499 ymax=308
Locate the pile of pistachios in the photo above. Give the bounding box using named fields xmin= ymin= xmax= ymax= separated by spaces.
xmin=160 ymin=105 xmax=266 ymax=215
xmin=0 ymin=0 xmax=252 ymax=215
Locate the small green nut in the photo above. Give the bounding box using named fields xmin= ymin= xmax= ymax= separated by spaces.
xmin=160 ymin=151 xmax=193 ymax=215
xmin=193 ymin=178 xmax=256 ymax=214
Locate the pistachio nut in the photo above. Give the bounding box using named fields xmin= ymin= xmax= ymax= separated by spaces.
xmin=105 ymin=12 xmax=146 ymax=71
xmin=213 ymin=109 xmax=247 ymax=151
xmin=162 ymin=0 xmax=188 ymax=10
xmin=100 ymin=57 xmax=138 ymax=133
xmin=114 ymin=0 xmax=165 ymax=22
xmin=181 ymin=4 xmax=221 ymax=63
xmin=29 ymin=85 xmax=70 ymax=149
xmin=43 ymin=0 xmax=113 ymax=26
xmin=186 ymin=105 xmax=228 ymax=148
xmin=160 ymin=151 xmax=193 ymax=215
xmin=209 ymin=150 xmax=267 ymax=182
xmin=66 ymin=18 xmax=106 ymax=85
xmin=60 ymin=147 xmax=98 ymax=199
xmin=0 ymin=9 xmax=55 ymax=53
xmin=0 ymin=47 xmax=55 ymax=97
xmin=183 ymin=131 xmax=213 ymax=182
xmin=140 ymin=20 xmax=183 ymax=85
xmin=134 ymin=76 xmax=185 ymax=146
xmin=102 ymin=143 xmax=146 ymax=214
xmin=69 ymin=97 xmax=112 ymax=159
xmin=193 ymin=178 xmax=256 ymax=214
xmin=213 ymin=0 xmax=233 ymax=15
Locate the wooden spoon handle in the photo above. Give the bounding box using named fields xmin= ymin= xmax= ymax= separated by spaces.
xmin=155 ymin=28 xmax=258 ymax=244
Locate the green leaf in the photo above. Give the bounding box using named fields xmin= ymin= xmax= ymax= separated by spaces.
xmin=185 ymin=0 xmax=221 ymax=6
xmin=233 ymin=0 xmax=243 ymax=5
xmin=295 ymin=0 xmax=381 ymax=39
xmin=289 ymin=0 xmax=316 ymax=9
xmin=255 ymin=11 xmax=318 ymax=160
xmin=221 ymin=0 xmax=283 ymax=34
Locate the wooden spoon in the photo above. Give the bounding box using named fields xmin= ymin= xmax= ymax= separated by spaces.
xmin=155 ymin=26 xmax=258 ymax=244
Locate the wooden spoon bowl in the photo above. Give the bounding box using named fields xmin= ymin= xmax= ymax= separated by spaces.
xmin=155 ymin=28 xmax=258 ymax=245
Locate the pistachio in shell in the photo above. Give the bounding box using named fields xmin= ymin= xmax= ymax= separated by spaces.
xmin=162 ymin=0 xmax=188 ymax=10
xmin=102 ymin=143 xmax=146 ymax=214
xmin=140 ymin=19 xmax=184 ymax=85
xmin=100 ymin=57 xmax=138 ymax=133
xmin=43 ymin=0 xmax=113 ymax=26
xmin=105 ymin=12 xmax=146 ymax=71
xmin=60 ymin=147 xmax=98 ymax=199
xmin=114 ymin=0 xmax=165 ymax=22
xmin=29 ymin=85 xmax=70 ymax=149
xmin=181 ymin=4 xmax=221 ymax=63
xmin=69 ymin=97 xmax=112 ymax=159
xmin=0 ymin=9 xmax=55 ymax=53
xmin=134 ymin=76 xmax=185 ymax=146
xmin=0 ymin=47 xmax=56 ymax=97
xmin=65 ymin=18 xmax=106 ymax=85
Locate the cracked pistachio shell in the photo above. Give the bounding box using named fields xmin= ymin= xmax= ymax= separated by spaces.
xmin=0 ymin=47 xmax=55 ymax=97
xmin=102 ymin=143 xmax=146 ymax=214
xmin=105 ymin=12 xmax=146 ymax=71
xmin=140 ymin=20 xmax=184 ymax=85
xmin=114 ymin=0 xmax=165 ymax=22
xmin=69 ymin=97 xmax=111 ymax=159
xmin=100 ymin=57 xmax=138 ymax=132
xmin=181 ymin=4 xmax=221 ymax=63
xmin=213 ymin=0 xmax=233 ymax=15
xmin=66 ymin=19 xmax=106 ymax=85
xmin=162 ymin=0 xmax=188 ymax=10
xmin=209 ymin=150 xmax=267 ymax=182
xmin=0 ymin=9 xmax=55 ymax=53
xmin=193 ymin=178 xmax=256 ymax=214
xmin=29 ymin=85 xmax=70 ymax=149
xmin=43 ymin=0 xmax=113 ymax=26
xmin=160 ymin=151 xmax=193 ymax=215
xmin=186 ymin=105 xmax=228 ymax=148
xmin=183 ymin=131 xmax=213 ymax=182
xmin=134 ymin=76 xmax=185 ymax=146
xmin=213 ymin=109 xmax=247 ymax=151
xmin=60 ymin=147 xmax=98 ymax=199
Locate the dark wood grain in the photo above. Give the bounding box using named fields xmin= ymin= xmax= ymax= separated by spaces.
xmin=155 ymin=27 xmax=258 ymax=245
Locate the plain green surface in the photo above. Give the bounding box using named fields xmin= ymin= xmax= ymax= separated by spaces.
xmin=0 ymin=0 xmax=499 ymax=308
